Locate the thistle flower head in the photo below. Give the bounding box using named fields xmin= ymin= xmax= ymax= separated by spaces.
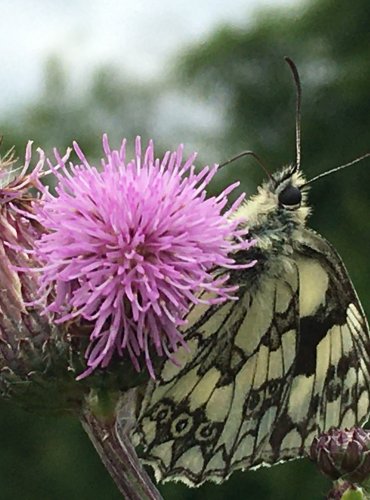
xmin=310 ymin=427 xmax=370 ymax=484
xmin=33 ymin=135 xmax=255 ymax=379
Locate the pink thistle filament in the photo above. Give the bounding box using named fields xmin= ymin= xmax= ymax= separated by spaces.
xmin=33 ymin=135 xmax=255 ymax=379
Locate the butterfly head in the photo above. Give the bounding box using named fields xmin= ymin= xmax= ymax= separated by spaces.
xmin=272 ymin=164 xmax=311 ymax=214
xmin=233 ymin=164 xmax=311 ymax=256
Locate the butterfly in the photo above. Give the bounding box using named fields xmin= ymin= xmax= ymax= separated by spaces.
xmin=125 ymin=58 xmax=370 ymax=486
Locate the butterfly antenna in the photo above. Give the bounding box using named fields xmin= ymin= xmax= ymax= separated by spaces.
xmin=285 ymin=57 xmax=302 ymax=172
xmin=219 ymin=150 xmax=275 ymax=184
xmin=303 ymin=153 xmax=370 ymax=186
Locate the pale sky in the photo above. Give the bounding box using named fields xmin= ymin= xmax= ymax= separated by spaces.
xmin=0 ymin=0 xmax=301 ymax=111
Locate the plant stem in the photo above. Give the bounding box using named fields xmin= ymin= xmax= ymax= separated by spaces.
xmin=81 ymin=389 xmax=162 ymax=500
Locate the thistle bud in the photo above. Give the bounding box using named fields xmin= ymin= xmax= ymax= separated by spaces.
xmin=0 ymin=143 xmax=87 ymax=413
xmin=310 ymin=427 xmax=370 ymax=484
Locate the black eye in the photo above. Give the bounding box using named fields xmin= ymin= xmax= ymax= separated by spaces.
xmin=278 ymin=185 xmax=302 ymax=207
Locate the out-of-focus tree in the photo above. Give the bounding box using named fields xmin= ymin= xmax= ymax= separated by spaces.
xmin=1 ymin=55 xmax=158 ymax=160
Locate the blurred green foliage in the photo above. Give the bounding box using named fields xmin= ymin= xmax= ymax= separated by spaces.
xmin=1 ymin=0 xmax=370 ymax=498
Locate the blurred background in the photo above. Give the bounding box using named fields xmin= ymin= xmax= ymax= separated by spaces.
xmin=1 ymin=0 xmax=369 ymax=498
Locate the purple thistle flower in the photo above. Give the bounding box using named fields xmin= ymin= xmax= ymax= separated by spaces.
xmin=33 ymin=135 xmax=255 ymax=379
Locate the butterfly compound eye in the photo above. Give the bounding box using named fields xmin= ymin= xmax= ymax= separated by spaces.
xmin=278 ymin=184 xmax=302 ymax=207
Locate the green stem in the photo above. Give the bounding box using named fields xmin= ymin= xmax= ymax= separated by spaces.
xmin=81 ymin=390 xmax=162 ymax=500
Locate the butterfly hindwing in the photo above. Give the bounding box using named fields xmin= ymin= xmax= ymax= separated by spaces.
xmin=131 ymin=261 xmax=301 ymax=485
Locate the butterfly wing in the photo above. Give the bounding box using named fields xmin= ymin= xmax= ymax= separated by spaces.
xmin=128 ymin=230 xmax=370 ymax=485
xmin=275 ymin=228 xmax=370 ymax=460
xmin=130 ymin=257 xmax=301 ymax=485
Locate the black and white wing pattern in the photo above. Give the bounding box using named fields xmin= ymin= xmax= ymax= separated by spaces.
xmin=276 ymin=229 xmax=370 ymax=459
xmin=128 ymin=229 xmax=370 ymax=486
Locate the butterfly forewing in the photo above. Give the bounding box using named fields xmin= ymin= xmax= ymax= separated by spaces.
xmin=266 ymin=228 xmax=370 ymax=464
xmin=276 ymin=229 xmax=370 ymax=454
